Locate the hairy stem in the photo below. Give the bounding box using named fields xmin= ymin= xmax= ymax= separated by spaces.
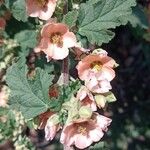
xmin=62 ymin=0 xmax=69 ymax=85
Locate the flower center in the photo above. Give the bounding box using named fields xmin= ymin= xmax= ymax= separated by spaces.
xmin=36 ymin=0 xmax=47 ymax=7
xmin=77 ymin=126 xmax=87 ymax=135
xmin=90 ymin=61 xmax=102 ymax=71
xmin=50 ymin=33 xmax=63 ymax=47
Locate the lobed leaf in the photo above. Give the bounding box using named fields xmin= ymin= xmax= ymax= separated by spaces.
xmin=15 ymin=30 xmax=37 ymax=51
xmin=78 ymin=0 xmax=136 ymax=45
xmin=62 ymin=10 xmax=79 ymax=29
xmin=6 ymin=63 xmax=54 ymax=119
xmin=11 ymin=0 xmax=28 ymax=22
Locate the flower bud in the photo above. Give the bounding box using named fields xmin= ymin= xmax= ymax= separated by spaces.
xmin=92 ymin=48 xmax=108 ymax=55
xmin=79 ymin=106 xmax=92 ymax=119
xmin=47 ymin=114 xmax=60 ymax=125
xmin=94 ymin=95 xmax=106 ymax=108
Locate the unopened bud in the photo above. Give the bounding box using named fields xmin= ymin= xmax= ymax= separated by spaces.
xmin=92 ymin=48 xmax=108 ymax=55
xmin=94 ymin=95 xmax=106 ymax=108
xmin=47 ymin=114 xmax=59 ymax=125
xmin=79 ymin=106 xmax=92 ymax=119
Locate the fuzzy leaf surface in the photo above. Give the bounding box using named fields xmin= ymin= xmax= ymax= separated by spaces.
xmin=6 ymin=63 xmax=53 ymax=119
xmin=11 ymin=0 xmax=28 ymax=22
xmin=62 ymin=10 xmax=79 ymax=28
xmin=15 ymin=30 xmax=37 ymax=50
xmin=78 ymin=0 xmax=136 ymax=45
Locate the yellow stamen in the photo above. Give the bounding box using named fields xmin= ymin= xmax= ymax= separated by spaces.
xmin=50 ymin=33 xmax=63 ymax=47
xmin=77 ymin=126 xmax=87 ymax=135
xmin=36 ymin=0 xmax=47 ymax=7
xmin=90 ymin=61 xmax=102 ymax=71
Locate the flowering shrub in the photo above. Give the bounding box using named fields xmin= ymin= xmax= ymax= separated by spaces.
xmin=0 ymin=0 xmax=149 ymax=149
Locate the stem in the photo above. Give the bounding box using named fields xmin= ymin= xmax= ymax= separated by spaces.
xmin=62 ymin=57 xmax=69 ymax=85
xmin=63 ymin=0 xmax=68 ymax=14
xmin=62 ymin=0 xmax=69 ymax=85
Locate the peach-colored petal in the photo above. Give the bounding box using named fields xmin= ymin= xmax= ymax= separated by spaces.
xmin=42 ymin=42 xmax=54 ymax=56
xmin=75 ymin=134 xmax=92 ymax=149
xmin=34 ymin=37 xmax=49 ymax=52
xmin=77 ymin=87 xmax=87 ymax=100
xmin=41 ymin=23 xmax=68 ymax=37
xmin=60 ymin=113 xmax=111 ymax=149
xmin=50 ymin=45 xmax=69 ymax=60
xmin=96 ymin=114 xmax=112 ymax=131
xmin=86 ymin=79 xmax=112 ymax=93
xmin=77 ymin=86 xmax=97 ymax=111
xmin=101 ymin=67 xmax=115 ymax=81
xmin=63 ymin=32 xmax=77 ymax=48
xmin=35 ymin=22 xmax=76 ymax=60
xmin=60 ymin=124 xmax=77 ymax=146
xmin=26 ymin=0 xmax=57 ymax=20
xmin=85 ymin=77 xmax=99 ymax=90
xmin=76 ymin=52 xmax=116 ymax=82
xmin=26 ymin=0 xmax=40 ymax=17
xmin=45 ymin=122 xmax=57 ymax=140
xmin=38 ymin=0 xmax=57 ymax=20
xmin=102 ymin=56 xmax=116 ymax=68
xmin=89 ymin=128 xmax=104 ymax=142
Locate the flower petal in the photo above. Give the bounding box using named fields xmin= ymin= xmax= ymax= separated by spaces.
xmin=102 ymin=67 xmax=115 ymax=81
xmin=51 ymin=45 xmax=69 ymax=60
xmin=75 ymin=135 xmax=92 ymax=149
xmin=63 ymin=32 xmax=77 ymax=48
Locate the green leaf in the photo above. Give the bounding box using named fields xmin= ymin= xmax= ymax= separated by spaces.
xmin=48 ymin=80 xmax=81 ymax=112
xmin=6 ymin=63 xmax=54 ymax=119
xmin=11 ymin=0 xmax=28 ymax=22
xmin=15 ymin=30 xmax=37 ymax=51
xmin=4 ymin=0 xmax=16 ymax=9
xmin=0 ymin=107 xmax=9 ymax=116
xmin=62 ymin=10 xmax=79 ymax=28
xmin=128 ymin=6 xmax=149 ymax=29
xmin=78 ymin=0 xmax=136 ymax=45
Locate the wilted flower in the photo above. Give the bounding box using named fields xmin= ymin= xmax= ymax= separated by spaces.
xmin=49 ymin=84 xmax=59 ymax=98
xmin=26 ymin=0 xmax=57 ymax=20
xmin=60 ymin=113 xmax=111 ymax=149
xmin=45 ymin=114 xmax=61 ymax=141
xmin=38 ymin=111 xmax=54 ymax=129
xmin=77 ymin=86 xmax=97 ymax=111
xmin=34 ymin=22 xmax=77 ymax=60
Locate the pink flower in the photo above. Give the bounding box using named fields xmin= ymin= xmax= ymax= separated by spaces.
xmin=38 ymin=111 xmax=54 ymax=129
xmin=34 ymin=22 xmax=77 ymax=60
xmin=60 ymin=113 xmax=111 ymax=149
xmin=38 ymin=112 xmax=60 ymax=141
xmin=44 ymin=114 xmax=61 ymax=141
xmin=0 ymin=17 xmax=6 ymax=30
xmin=76 ymin=50 xmax=116 ymax=93
xmin=76 ymin=51 xmax=116 ymax=82
xmin=85 ymin=78 xmax=112 ymax=93
xmin=77 ymin=86 xmax=97 ymax=111
xmin=45 ymin=121 xmax=60 ymax=141
xmin=26 ymin=0 xmax=57 ymax=20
